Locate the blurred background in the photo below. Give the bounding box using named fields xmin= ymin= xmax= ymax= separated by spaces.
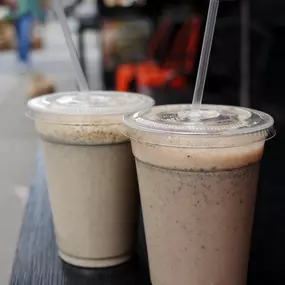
xmin=0 ymin=0 xmax=285 ymax=283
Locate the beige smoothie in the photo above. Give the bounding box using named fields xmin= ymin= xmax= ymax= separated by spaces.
xmin=133 ymin=141 xmax=262 ymax=285
xmin=36 ymin=121 xmax=137 ymax=267
xmin=123 ymin=104 xmax=275 ymax=285
xmin=27 ymin=91 xmax=154 ymax=268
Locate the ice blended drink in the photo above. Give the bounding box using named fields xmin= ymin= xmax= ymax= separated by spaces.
xmin=27 ymin=91 xmax=154 ymax=268
xmin=123 ymin=104 xmax=275 ymax=285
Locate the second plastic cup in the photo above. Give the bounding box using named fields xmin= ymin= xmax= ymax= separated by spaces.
xmin=27 ymin=91 xmax=154 ymax=268
xmin=124 ymin=104 xmax=275 ymax=285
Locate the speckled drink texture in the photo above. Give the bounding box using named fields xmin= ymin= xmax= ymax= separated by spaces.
xmin=35 ymin=121 xmax=128 ymax=145
xmin=131 ymin=139 xmax=264 ymax=171
xmin=132 ymin=140 xmax=264 ymax=285
xmin=35 ymin=121 xmax=137 ymax=267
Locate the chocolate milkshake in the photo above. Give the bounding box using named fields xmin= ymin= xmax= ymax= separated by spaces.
xmin=123 ymin=104 xmax=275 ymax=285
xmin=27 ymin=91 xmax=154 ymax=267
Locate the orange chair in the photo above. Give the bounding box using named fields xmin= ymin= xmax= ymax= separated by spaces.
xmin=116 ymin=15 xmax=202 ymax=92
xmin=115 ymin=12 xmax=175 ymax=92
xmin=135 ymin=16 xmax=202 ymax=91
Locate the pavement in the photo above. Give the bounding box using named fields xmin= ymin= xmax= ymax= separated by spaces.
xmin=0 ymin=19 xmax=101 ymax=284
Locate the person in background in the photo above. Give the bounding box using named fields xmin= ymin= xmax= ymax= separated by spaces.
xmin=6 ymin=0 xmax=46 ymax=73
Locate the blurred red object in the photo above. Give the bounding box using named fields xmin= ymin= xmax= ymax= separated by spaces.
xmin=116 ymin=15 xmax=202 ymax=92
xmin=0 ymin=0 xmax=16 ymax=9
xmin=115 ymin=12 xmax=174 ymax=92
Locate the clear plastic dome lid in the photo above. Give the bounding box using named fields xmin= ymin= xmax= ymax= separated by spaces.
xmin=27 ymin=91 xmax=155 ymax=124
xmin=123 ymin=104 xmax=275 ymax=147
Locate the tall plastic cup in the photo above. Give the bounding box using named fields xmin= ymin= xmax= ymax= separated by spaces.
xmin=123 ymin=104 xmax=275 ymax=285
xmin=27 ymin=91 xmax=154 ymax=268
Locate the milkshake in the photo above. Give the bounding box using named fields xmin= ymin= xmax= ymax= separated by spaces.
xmin=123 ymin=104 xmax=275 ymax=285
xmin=27 ymin=91 xmax=154 ymax=267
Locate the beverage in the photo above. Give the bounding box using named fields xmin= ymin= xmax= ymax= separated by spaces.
xmin=27 ymin=91 xmax=154 ymax=268
xmin=123 ymin=104 xmax=275 ymax=285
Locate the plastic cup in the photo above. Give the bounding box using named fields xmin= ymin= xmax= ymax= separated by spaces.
xmin=123 ymin=104 xmax=275 ymax=285
xmin=27 ymin=91 xmax=154 ymax=268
